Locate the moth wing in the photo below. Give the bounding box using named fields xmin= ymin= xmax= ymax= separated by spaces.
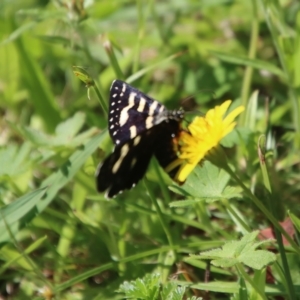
xmin=96 ymin=130 xmax=156 ymax=198
xmin=108 ymin=79 xmax=166 ymax=146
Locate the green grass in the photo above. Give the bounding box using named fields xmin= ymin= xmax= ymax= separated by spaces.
xmin=1 ymin=0 xmax=300 ymax=299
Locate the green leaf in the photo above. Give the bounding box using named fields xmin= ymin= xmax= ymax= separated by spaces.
xmin=271 ymin=253 xmax=300 ymax=285
xmin=37 ymin=132 xmax=106 ymax=212
xmin=0 ymin=142 xmax=31 ymax=176
xmin=164 ymin=286 xmax=186 ymax=300
xmin=12 ymin=23 xmax=61 ymax=132
xmin=160 ymin=283 xmax=186 ymax=300
xmin=171 ymin=161 xmax=242 ymax=201
xmin=211 ymin=51 xmax=286 ymax=80
xmin=0 ymin=130 xmax=107 ymax=246
xmin=289 ymin=212 xmax=300 ymax=233
xmin=118 ymin=273 xmax=160 ymax=299
xmin=178 ymin=280 xmax=239 ymax=294
xmin=0 ymin=187 xmax=47 ymax=244
xmin=18 ymin=113 xmax=97 ymax=148
xmin=191 ymin=231 xmax=276 ymax=270
xmin=0 ymin=236 xmax=47 ymax=273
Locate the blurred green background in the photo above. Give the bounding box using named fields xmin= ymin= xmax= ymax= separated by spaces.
xmin=1 ymin=0 xmax=300 ymax=299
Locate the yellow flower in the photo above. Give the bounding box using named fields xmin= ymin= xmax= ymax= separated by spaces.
xmin=167 ymin=100 xmax=244 ymax=182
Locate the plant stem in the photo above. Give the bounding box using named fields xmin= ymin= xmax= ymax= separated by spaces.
xmin=144 ymin=179 xmax=174 ymax=249
xmin=224 ymin=164 xmax=300 ymax=254
xmin=239 ymin=0 xmax=259 ymax=126
xmin=236 ymin=263 xmax=267 ymax=300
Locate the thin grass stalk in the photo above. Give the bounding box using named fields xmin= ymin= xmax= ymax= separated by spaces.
xmin=73 ymin=67 xmax=108 ymax=115
xmin=144 ymin=179 xmax=175 ymax=249
xmin=152 ymin=159 xmax=172 ymax=204
xmin=258 ymin=136 xmax=296 ymax=300
xmin=150 ymin=0 xmax=166 ymax=44
xmin=132 ymin=0 xmax=145 ymax=74
xmin=260 ymin=0 xmax=300 ymax=135
xmin=93 ymin=83 xmax=108 ymax=116
xmin=236 ymin=263 xmax=268 ymax=300
xmin=224 ymin=163 xmax=300 ymax=254
xmin=0 ymin=211 xmax=54 ymax=291
xmin=239 ymin=0 xmax=259 ymax=127
xmin=222 ymin=198 xmax=252 ymax=233
xmin=103 ymin=39 xmax=124 ymax=80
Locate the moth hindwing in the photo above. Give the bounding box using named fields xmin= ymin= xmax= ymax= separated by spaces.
xmin=96 ymin=80 xmax=184 ymax=198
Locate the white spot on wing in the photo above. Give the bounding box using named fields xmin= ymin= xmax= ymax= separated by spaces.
xmin=110 ymin=125 xmax=114 ymax=129
xmin=112 ymin=94 xmax=117 ymax=98
xmin=119 ymin=92 xmax=136 ymax=126
xmin=134 ymin=135 xmax=141 ymax=146
xmin=129 ymin=125 xmax=137 ymax=138
xmin=145 ymin=116 xmax=154 ymax=129
xmin=148 ymin=101 xmax=159 ymax=116
xmin=137 ymin=97 xmax=146 ymax=112
xmin=112 ymin=144 xmax=130 ymax=174
xmin=131 ymin=158 xmax=137 ymax=169
xmin=111 ymin=102 xmax=115 ymax=106
xmin=122 ymin=83 xmax=126 ymax=93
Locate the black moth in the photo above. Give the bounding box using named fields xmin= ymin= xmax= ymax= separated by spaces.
xmin=96 ymin=79 xmax=184 ymax=198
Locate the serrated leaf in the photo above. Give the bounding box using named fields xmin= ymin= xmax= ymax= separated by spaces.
xmin=239 ymin=250 xmax=276 ymax=269
xmin=160 ymin=282 xmax=177 ymax=299
xmin=174 ymin=161 xmax=241 ymax=201
xmin=193 ymin=231 xmax=276 ymax=270
xmin=160 ymin=281 xmax=185 ymax=300
xmin=222 ymin=186 xmax=243 ymax=199
xmin=118 ymin=273 xmax=160 ymax=299
xmin=211 ymin=257 xmax=238 ymax=268
xmin=165 ymin=286 xmax=186 ymax=300
xmin=160 ymin=282 xmax=186 ymax=300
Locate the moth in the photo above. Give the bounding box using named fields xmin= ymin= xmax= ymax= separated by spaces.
xmin=96 ymin=79 xmax=184 ymax=198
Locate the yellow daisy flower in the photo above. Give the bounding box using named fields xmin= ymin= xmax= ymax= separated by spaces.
xmin=167 ymin=100 xmax=245 ymax=183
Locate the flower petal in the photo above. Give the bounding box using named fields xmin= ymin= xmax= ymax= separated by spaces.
xmin=169 ymin=100 xmax=245 ymax=182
